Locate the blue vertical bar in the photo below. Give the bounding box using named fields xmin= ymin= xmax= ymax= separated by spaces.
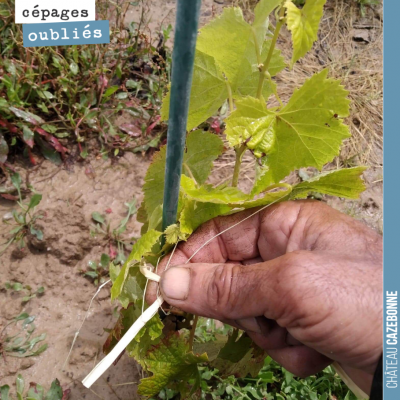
xmin=383 ymin=1 xmax=399 ymax=399
xmin=162 ymin=0 xmax=201 ymax=233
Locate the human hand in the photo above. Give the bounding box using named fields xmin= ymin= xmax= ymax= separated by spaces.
xmin=147 ymin=200 xmax=382 ymax=394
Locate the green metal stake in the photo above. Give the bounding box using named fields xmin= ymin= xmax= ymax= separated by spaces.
xmin=162 ymin=0 xmax=201 ymax=234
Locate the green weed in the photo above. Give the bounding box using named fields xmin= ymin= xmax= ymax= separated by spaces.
xmin=0 ymin=312 xmax=47 ymax=359
xmin=0 ymin=0 xmax=170 ymax=164
xmin=192 ymin=359 xmax=358 ymax=400
xmin=90 ymin=197 xmax=138 ymax=266
xmin=0 ymin=172 xmax=43 ymax=255
xmin=357 ymin=0 xmax=380 ymax=17
xmin=0 ymin=375 xmax=68 ymax=400
xmin=81 ymin=253 xmax=111 ymax=286
xmin=4 ymin=282 xmax=45 ymax=304
xmin=151 ymin=318 xmax=356 ymax=400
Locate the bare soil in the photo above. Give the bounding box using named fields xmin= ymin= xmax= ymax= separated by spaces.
xmin=1 ymin=152 xmax=149 ymax=399
xmin=0 ymin=0 xmax=383 ymax=398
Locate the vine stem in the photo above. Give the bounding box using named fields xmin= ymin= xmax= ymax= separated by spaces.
xmin=225 ymin=79 xmax=244 ymax=188
xmin=231 ymin=144 xmax=247 ymax=187
xmin=256 ymin=4 xmax=286 ymax=99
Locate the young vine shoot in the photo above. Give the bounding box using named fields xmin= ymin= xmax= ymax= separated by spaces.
xmin=85 ymin=0 xmax=367 ymax=397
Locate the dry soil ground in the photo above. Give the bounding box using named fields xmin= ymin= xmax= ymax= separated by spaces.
xmin=0 ymin=1 xmax=383 ymax=399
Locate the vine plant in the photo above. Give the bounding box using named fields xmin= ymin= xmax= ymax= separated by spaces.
xmin=102 ymin=0 xmax=366 ymax=397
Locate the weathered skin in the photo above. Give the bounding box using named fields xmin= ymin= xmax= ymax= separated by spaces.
xmin=147 ymin=201 xmax=383 ymax=394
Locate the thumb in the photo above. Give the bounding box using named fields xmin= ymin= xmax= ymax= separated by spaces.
xmin=159 ymin=258 xmax=289 ymax=323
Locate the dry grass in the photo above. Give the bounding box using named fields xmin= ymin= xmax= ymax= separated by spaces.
xmin=275 ymin=0 xmax=383 ymax=168
xmin=210 ymin=147 xmax=256 ymax=192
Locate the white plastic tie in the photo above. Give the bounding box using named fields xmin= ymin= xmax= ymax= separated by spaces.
xmin=140 ymin=264 xmax=161 ymax=282
xmin=82 ymin=295 xmax=163 ymax=388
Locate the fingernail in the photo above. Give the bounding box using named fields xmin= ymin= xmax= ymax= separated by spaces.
xmin=161 ymin=267 xmax=190 ymax=300
xmin=236 ymin=317 xmax=262 ymax=334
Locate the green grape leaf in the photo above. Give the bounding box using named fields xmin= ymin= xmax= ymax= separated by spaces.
xmin=196 ymin=7 xmax=256 ymax=84
xmin=260 ymin=43 xmax=287 ymax=78
xmin=192 ymin=334 xmax=228 ymax=362
xmin=290 ymin=167 xmax=366 ymax=199
xmin=197 ymin=1 xmax=280 ymax=84
xmin=217 ymin=330 xmax=252 ymax=363
xmin=283 ymin=69 xmax=350 ymax=116
xmin=240 ymin=186 xmax=291 ymax=208
xmin=137 ymin=202 xmax=147 ymax=224
xmin=211 ymin=342 xmax=266 ymax=379
xmin=144 ymin=132 xmax=223 ymax=219
xmin=252 ymin=157 xmax=272 ymax=196
xmin=285 ymin=0 xmax=327 ymax=66
xmin=180 ymin=175 xmax=248 ymax=205
xmin=116 ymin=264 xmax=146 ymax=308
xmin=161 ymin=51 xmax=228 ymax=131
xmin=227 ymin=70 xmax=350 ymax=193
xmin=253 ymin=0 xmax=283 ymax=34
xmin=164 ymin=224 xmax=189 ymax=244
xmin=139 ymin=204 xmax=163 ymax=235
xmin=125 ymin=229 xmax=162 ymax=265
xmin=225 ymin=96 xmax=276 ymax=157
xmin=180 ymin=199 xmax=232 ymax=235
xmin=183 ymin=130 xmax=224 ymax=185
xmin=143 ymin=146 xmax=167 ymax=219
xmin=233 ymin=40 xmax=286 ymax=100
xmin=181 ymin=176 xmax=291 ymax=210
xmin=161 ymin=1 xmax=285 ymax=131
xmin=148 ymin=204 xmax=163 ymax=232
xmin=138 ymin=333 xmax=208 ymax=397
xmin=263 ymin=69 xmax=350 ymax=186
xmin=161 ymin=42 xmax=285 ymax=131
xmin=137 ymin=202 xmax=149 ymax=234
xmin=111 ymin=229 xmax=161 ymax=301
xmin=104 ymin=302 xmax=163 ymax=365
xmin=125 ymin=302 xmax=164 ymax=363
xmin=109 ymin=262 xmax=120 ymax=282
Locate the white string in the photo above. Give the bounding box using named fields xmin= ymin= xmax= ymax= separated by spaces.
xmin=157 ymin=242 xmax=178 ymax=315
xmin=62 ymin=279 xmax=111 ymax=371
xmin=142 ymin=277 xmax=150 ymax=315
xmin=157 ymin=242 xmax=178 ymax=296
xmin=165 ymin=242 xmax=179 ymax=272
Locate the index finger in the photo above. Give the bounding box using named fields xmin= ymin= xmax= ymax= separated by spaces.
xmin=145 ymin=199 xmax=382 ymax=304
xmin=146 ymin=208 xmax=263 ymax=304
